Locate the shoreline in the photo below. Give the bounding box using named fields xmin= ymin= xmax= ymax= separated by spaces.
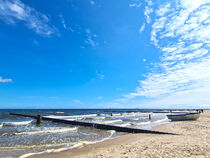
xmin=28 ymin=120 xmax=172 ymax=158
xmin=30 ymin=110 xmax=210 ymax=158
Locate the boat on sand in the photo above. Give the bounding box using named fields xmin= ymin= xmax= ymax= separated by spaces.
xmin=167 ymin=112 xmax=200 ymax=121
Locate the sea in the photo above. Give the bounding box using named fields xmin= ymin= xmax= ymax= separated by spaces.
xmin=0 ymin=109 xmax=171 ymax=158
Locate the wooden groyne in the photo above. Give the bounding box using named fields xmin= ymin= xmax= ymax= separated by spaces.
xmin=10 ymin=113 xmax=177 ymax=135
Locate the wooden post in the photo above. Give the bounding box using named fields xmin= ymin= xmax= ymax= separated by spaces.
xmin=36 ymin=115 xmax=42 ymax=126
xmin=149 ymin=114 xmax=151 ymax=120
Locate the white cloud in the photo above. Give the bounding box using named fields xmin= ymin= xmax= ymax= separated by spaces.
xmin=0 ymin=76 xmax=13 ymax=83
xmin=129 ymin=4 xmax=137 ymax=8
xmin=60 ymin=15 xmax=67 ymax=29
xmin=144 ymin=6 xmax=153 ymax=23
xmin=92 ymin=71 xmax=105 ymax=80
xmin=139 ymin=23 xmax=145 ymax=33
xmin=90 ymin=0 xmax=95 ymax=5
xmin=49 ymin=96 xmax=58 ymax=99
xmin=97 ymin=74 xmax=105 ymax=80
xmin=129 ymin=3 xmax=141 ymax=8
xmin=124 ymin=0 xmax=210 ymax=106
xmin=86 ymin=29 xmax=91 ymax=34
xmin=97 ymin=96 xmax=103 ymax=100
xmin=116 ymin=88 xmax=123 ymax=91
xmin=72 ymin=99 xmax=83 ymax=104
xmin=33 ymin=39 xmax=39 ymax=46
xmin=84 ymin=28 xmax=98 ymax=47
xmin=59 ymin=15 xmax=74 ymax=32
xmin=143 ymin=0 xmax=154 ymax=24
xmin=0 ymin=0 xmax=57 ymax=36
xmin=156 ymin=3 xmax=171 ymax=17
xmin=145 ymin=0 xmax=153 ymax=6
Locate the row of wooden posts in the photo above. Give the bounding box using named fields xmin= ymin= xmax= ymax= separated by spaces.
xmin=36 ymin=114 xmax=152 ymax=126
xmin=10 ymin=113 xmax=173 ymax=135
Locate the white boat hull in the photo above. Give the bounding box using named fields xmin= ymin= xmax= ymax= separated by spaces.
xmin=167 ymin=113 xmax=200 ymax=121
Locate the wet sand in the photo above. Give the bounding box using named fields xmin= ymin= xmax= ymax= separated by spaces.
xmin=30 ymin=110 xmax=210 ymax=158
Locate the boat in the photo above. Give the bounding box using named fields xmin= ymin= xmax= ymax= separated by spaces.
xmin=167 ymin=112 xmax=200 ymax=121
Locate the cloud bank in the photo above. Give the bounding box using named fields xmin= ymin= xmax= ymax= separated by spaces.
xmin=126 ymin=0 xmax=210 ymax=107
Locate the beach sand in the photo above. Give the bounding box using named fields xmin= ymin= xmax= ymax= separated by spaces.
xmin=30 ymin=110 xmax=210 ymax=158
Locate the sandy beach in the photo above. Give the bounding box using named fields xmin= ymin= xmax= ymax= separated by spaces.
xmin=30 ymin=110 xmax=210 ymax=158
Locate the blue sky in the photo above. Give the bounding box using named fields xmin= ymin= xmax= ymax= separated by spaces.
xmin=0 ymin=0 xmax=210 ymax=109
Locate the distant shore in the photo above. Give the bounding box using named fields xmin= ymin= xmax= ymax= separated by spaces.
xmin=29 ymin=110 xmax=210 ymax=158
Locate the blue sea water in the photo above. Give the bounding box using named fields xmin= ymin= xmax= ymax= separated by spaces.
xmin=0 ymin=109 xmax=170 ymax=158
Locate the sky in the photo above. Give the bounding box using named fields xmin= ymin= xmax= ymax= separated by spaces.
xmin=0 ymin=0 xmax=210 ymax=109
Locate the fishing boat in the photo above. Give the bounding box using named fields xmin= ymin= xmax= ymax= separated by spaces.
xmin=167 ymin=112 xmax=200 ymax=121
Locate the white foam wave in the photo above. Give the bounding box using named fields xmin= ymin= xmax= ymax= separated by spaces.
xmin=46 ymin=115 xmax=75 ymax=119
xmin=19 ymin=147 xmax=69 ymax=158
xmin=46 ymin=114 xmax=97 ymax=120
xmin=89 ymin=116 xmax=106 ymax=120
xmin=66 ymin=118 xmax=77 ymax=121
xmin=119 ymin=123 xmax=131 ymax=127
xmin=0 ymin=124 xmax=3 ymax=128
xmin=151 ymin=118 xmax=169 ymax=124
xmin=19 ymin=140 xmax=93 ymax=158
xmin=103 ymin=119 xmax=122 ymax=124
xmin=130 ymin=118 xmax=139 ymax=121
xmin=56 ymin=112 xmax=64 ymax=114
xmin=112 ymin=113 xmax=121 ymax=116
xmin=3 ymin=120 xmax=33 ymax=126
xmin=136 ymin=121 xmax=151 ymax=126
xmin=46 ymin=114 xmax=107 ymax=122
xmin=77 ymin=114 xmax=97 ymax=117
xmin=71 ymin=130 xmax=116 ymax=147
xmin=19 ymin=130 xmax=116 ymax=158
xmin=111 ymin=112 xmax=149 ymax=119
xmin=15 ymin=127 xmax=78 ymax=136
xmin=135 ymin=117 xmax=169 ymax=128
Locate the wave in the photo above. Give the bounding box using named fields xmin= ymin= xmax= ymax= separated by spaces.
xmin=112 ymin=113 xmax=121 ymax=116
xmin=128 ymin=118 xmax=139 ymax=121
xmin=19 ymin=147 xmax=69 ymax=158
xmin=89 ymin=116 xmax=106 ymax=120
xmin=19 ymin=141 xmax=87 ymax=158
xmin=110 ymin=112 xmax=149 ymax=119
xmin=0 ymin=124 xmax=3 ymax=128
xmin=46 ymin=114 xmax=108 ymax=123
xmin=19 ymin=130 xmax=116 ymax=158
xmin=151 ymin=118 xmax=169 ymax=124
xmin=66 ymin=118 xmax=77 ymax=121
xmin=118 ymin=123 xmax=131 ymax=127
xmin=55 ymin=112 xmax=64 ymax=114
xmin=64 ymin=130 xmax=116 ymax=148
xmin=103 ymin=119 xmax=123 ymax=124
xmin=134 ymin=117 xmax=169 ymax=127
xmin=3 ymin=120 xmax=33 ymax=126
xmin=15 ymin=127 xmax=78 ymax=136
xmin=135 ymin=121 xmax=151 ymax=126
xmin=46 ymin=115 xmax=76 ymax=119
xmin=46 ymin=114 xmax=97 ymax=120
xmin=95 ymin=130 xmax=116 ymax=142
xmin=71 ymin=114 xmax=97 ymax=118
xmin=46 ymin=113 xmax=154 ymax=123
